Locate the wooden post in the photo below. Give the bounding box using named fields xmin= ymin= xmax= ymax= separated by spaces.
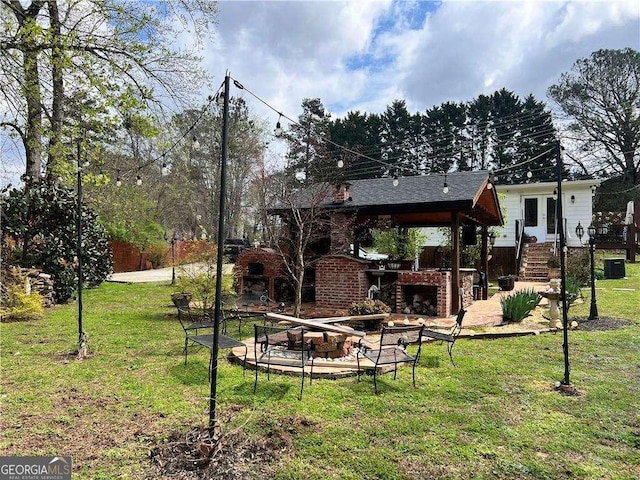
xmin=451 ymin=212 xmax=460 ymax=313
xmin=481 ymin=225 xmax=489 ymax=300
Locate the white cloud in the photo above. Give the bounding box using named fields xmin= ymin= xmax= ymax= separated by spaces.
xmin=193 ymin=0 xmax=637 ymax=122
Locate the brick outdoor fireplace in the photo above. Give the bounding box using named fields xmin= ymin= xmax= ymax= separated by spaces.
xmin=396 ymin=270 xmax=452 ymax=317
xmin=234 ymin=248 xmax=289 ymax=301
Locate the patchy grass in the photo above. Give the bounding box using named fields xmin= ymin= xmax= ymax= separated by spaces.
xmin=1 ymin=265 xmax=639 ymax=479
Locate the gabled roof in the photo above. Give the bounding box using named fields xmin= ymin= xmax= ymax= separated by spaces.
xmin=271 ymin=171 xmax=504 ymax=227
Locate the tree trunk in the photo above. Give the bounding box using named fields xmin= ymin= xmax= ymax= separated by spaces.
xmin=46 ymin=0 xmax=64 ymax=177
xmin=12 ymin=0 xmax=47 ymax=180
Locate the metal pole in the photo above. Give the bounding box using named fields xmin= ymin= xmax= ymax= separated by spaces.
xmin=171 ymin=237 xmax=176 ymax=286
xmin=556 ymin=142 xmax=570 ymax=386
xmin=589 ymin=237 xmax=599 ymax=320
xmin=209 ymin=74 xmax=230 ymax=440
xmin=76 ymin=139 xmax=85 ymax=356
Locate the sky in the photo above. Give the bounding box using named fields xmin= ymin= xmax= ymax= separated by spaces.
xmin=200 ymin=0 xmax=639 ymax=127
xmin=1 ymin=0 xmax=639 ymax=184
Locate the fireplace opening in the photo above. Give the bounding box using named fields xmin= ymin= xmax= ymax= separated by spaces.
xmin=248 ymin=262 xmax=264 ymax=276
xmin=242 ymin=276 xmax=268 ymax=297
xmin=400 ymin=285 xmax=437 ymax=316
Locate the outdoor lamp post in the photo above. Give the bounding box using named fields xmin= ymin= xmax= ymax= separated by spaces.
xmin=575 ymin=222 xmax=584 ymax=244
xmin=165 ymin=231 xmax=177 ymax=285
xmin=488 ymin=231 xmax=496 ymax=249
xmin=587 ymin=223 xmax=599 ymax=320
xmin=171 ymin=233 xmax=177 ymax=285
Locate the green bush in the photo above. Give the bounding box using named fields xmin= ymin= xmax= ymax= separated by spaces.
xmin=501 ymin=288 xmax=540 ymax=323
xmin=349 ymin=298 xmax=391 ymax=315
xmin=566 ymin=250 xmax=590 ymax=285
xmin=1 ymin=180 xmax=112 ymax=303
xmin=564 ymin=276 xmax=582 ymax=305
xmin=145 ymin=241 xmax=168 ymax=268
xmin=0 ymin=268 xmax=44 ymax=321
xmin=174 ymin=240 xmax=235 ymax=311
xmin=547 ymin=255 xmax=560 ymax=268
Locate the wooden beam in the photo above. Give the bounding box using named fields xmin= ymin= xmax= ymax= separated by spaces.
xmin=265 ymin=312 xmax=367 ymax=337
xmin=451 ymin=212 xmax=460 ymax=313
xmin=481 ymin=225 xmax=489 ymax=300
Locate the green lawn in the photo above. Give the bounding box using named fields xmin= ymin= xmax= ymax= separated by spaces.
xmin=1 ymin=265 xmax=639 ymax=479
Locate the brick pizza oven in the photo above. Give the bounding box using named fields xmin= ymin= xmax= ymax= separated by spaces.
xmin=234 ymin=248 xmax=289 ymax=301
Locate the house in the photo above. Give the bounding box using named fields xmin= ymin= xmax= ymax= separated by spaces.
xmin=421 ymin=178 xmax=602 ymax=278
xmin=264 ymin=171 xmax=503 ymax=316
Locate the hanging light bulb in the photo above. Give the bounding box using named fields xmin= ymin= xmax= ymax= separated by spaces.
xmin=552 ymin=188 xmax=557 ymax=200
xmin=337 ymin=159 xmax=344 ymax=168
xmin=487 ymin=170 xmax=494 ymax=189
xmin=526 ymin=170 xmax=532 ymax=179
xmin=392 ymin=176 xmax=399 ymax=187
xmin=274 ymin=114 xmax=283 ymax=137
xmin=116 ymin=177 xmax=122 ymax=187
xmin=136 ymin=174 xmax=142 ymax=186
xmin=161 ymin=163 xmax=168 ymax=176
xmin=192 ymin=136 xmax=200 ymax=151
xmin=442 ymin=174 xmax=449 ymax=194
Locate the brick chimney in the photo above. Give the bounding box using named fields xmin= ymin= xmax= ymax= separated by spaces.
xmin=333 ymin=182 xmax=351 ymax=204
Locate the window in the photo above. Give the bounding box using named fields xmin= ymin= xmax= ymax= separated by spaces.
xmin=524 ymin=198 xmax=538 ymax=227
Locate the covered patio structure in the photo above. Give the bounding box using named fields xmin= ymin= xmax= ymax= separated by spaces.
xmin=270 ymin=170 xmax=504 ymax=315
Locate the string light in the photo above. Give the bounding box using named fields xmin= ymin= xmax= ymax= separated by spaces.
xmin=337 ymin=159 xmax=344 ymax=168
xmin=553 ymin=188 xmax=557 ymax=200
xmin=192 ymin=136 xmax=200 ymax=151
xmin=274 ymin=114 xmax=283 ymax=137
xmin=442 ymin=174 xmax=449 ymax=194
xmin=527 ymin=170 xmax=533 ymax=178
xmin=392 ymin=176 xmax=399 ymax=187
xmin=161 ymin=162 xmax=168 ymax=176
xmin=136 ymin=174 xmax=142 ymax=186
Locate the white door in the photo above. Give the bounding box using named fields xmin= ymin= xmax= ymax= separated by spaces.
xmin=522 ymin=196 xmax=546 ymax=242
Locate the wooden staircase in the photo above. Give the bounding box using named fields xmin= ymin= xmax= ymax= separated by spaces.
xmin=518 ymin=242 xmax=555 ymax=282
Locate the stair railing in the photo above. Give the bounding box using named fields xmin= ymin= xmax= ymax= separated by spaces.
xmin=515 ymin=219 xmax=525 ymax=275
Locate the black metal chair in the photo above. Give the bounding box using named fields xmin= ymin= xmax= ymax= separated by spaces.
xmin=422 ymin=307 xmax=466 ymax=366
xmin=357 ymin=324 xmax=425 ymax=394
xmin=253 ymin=324 xmax=315 ymax=400
xmin=172 ymin=296 xmax=246 ymax=377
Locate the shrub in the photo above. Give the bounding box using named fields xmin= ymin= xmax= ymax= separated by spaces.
xmin=1 ymin=180 xmax=112 ymax=303
xmin=547 ymin=255 xmax=560 ymax=268
xmin=564 ymin=276 xmax=582 ymax=305
xmin=0 ymin=268 xmax=44 ymax=321
xmin=349 ymin=298 xmax=391 ymax=315
xmin=501 ymin=288 xmax=540 ymax=323
xmin=145 ymin=241 xmax=168 ymax=268
xmin=175 ymin=240 xmax=235 ymax=311
xmin=566 ymin=250 xmax=590 ymax=285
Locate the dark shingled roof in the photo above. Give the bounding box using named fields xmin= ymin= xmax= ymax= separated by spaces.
xmin=328 ymin=171 xmax=488 ymax=208
xmin=271 ymin=171 xmax=503 ymax=227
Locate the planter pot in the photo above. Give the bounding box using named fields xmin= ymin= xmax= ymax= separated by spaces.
xmin=498 ymin=276 xmax=515 ymax=291
xmin=547 ymin=268 xmax=561 ymax=280
xmin=171 ymin=292 xmax=193 ymax=303
xmin=386 ymin=262 xmax=401 ymax=270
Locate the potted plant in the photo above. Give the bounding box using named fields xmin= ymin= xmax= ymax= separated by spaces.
xmin=374 ymin=228 xmax=426 ymax=270
xmin=547 ymin=254 xmax=561 ymax=280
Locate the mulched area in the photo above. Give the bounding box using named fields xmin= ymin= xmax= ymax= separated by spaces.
xmin=571 ymin=316 xmax=633 ymax=331
xmin=144 ymin=414 xmax=316 ymax=479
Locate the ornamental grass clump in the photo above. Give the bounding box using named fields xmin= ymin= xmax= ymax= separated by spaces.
xmin=501 ymin=288 xmax=541 ymax=323
xmin=349 ymin=298 xmax=391 ymax=315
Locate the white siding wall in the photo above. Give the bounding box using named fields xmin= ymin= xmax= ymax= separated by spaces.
xmin=422 ymin=180 xmax=598 ymax=248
